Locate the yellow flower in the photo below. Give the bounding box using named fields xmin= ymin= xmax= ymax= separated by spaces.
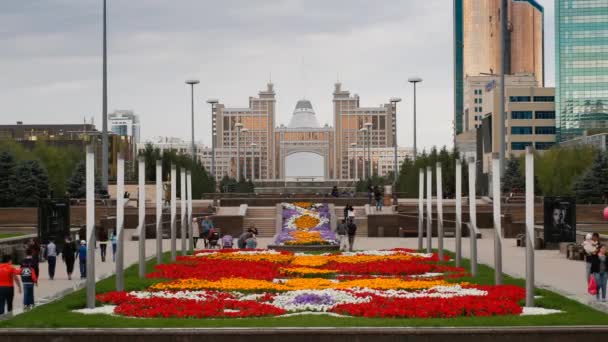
xmin=333 ymin=278 xmax=448 ymax=290
xmin=280 ymin=267 xmax=336 ymax=276
xmin=294 ymin=215 xmax=320 ymax=230
xmin=291 ymin=255 xmax=329 ymax=267
xmin=293 ymin=202 xmax=313 ymax=209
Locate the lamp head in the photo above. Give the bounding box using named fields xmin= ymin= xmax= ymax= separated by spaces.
xmin=390 ymin=97 xmax=402 ymax=103
xmin=240 ymin=128 xmax=249 ymax=133
xmin=185 ymin=79 xmax=200 ymax=85
xmin=408 ymin=77 xmax=423 ymax=84
xmin=235 ymin=122 xmax=243 ymax=128
xmin=206 ymin=99 xmax=219 ymax=104
xmin=364 ymin=122 xmax=373 ymax=128
xmin=359 ymin=127 xmax=368 ymax=132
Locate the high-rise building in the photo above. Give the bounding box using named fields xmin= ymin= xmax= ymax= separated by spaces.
xmin=555 ymin=0 xmax=608 ymax=142
xmin=332 ymin=83 xmax=396 ymax=180
xmin=454 ymin=0 xmax=544 ymax=135
xmin=108 ymin=110 xmax=140 ymax=144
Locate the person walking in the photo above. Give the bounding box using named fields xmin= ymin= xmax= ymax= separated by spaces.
xmin=62 ymin=236 xmax=77 ymax=280
xmin=77 ymin=241 xmax=87 ymax=279
xmin=347 ymin=220 xmax=357 ymax=252
xmin=46 ymin=239 xmax=57 ymax=280
xmin=98 ymin=228 xmax=108 ymax=262
xmin=201 ymin=216 xmax=214 ymax=248
xmin=0 ymin=254 xmax=21 ymax=316
xmin=20 ymin=249 xmax=38 ymax=311
xmin=590 ymin=244 xmax=608 ymax=302
xmin=367 ymin=186 xmax=374 ymax=206
xmin=374 ymin=186 xmax=383 ymax=212
xmin=583 ymin=233 xmax=599 ymax=284
xmin=192 ymin=217 xmax=200 ymax=248
xmin=336 ymin=219 xmax=349 ymax=251
xmin=110 ymin=231 xmax=117 ymax=262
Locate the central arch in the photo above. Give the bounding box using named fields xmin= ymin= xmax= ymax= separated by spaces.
xmin=285 ymin=151 xmax=324 ymax=178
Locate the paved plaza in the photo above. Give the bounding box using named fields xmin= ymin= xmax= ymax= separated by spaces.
xmin=9 ymin=230 xmax=605 ymax=316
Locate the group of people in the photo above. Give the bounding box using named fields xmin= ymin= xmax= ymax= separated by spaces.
xmin=336 ymin=209 xmax=357 ymax=252
xmin=584 ymin=232 xmax=607 ymax=302
xmin=191 ymin=216 xmax=257 ymax=249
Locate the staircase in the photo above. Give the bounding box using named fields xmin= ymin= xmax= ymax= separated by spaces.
xmin=335 ymin=206 xmax=368 ymax=237
xmin=243 ymin=207 xmax=277 ymax=237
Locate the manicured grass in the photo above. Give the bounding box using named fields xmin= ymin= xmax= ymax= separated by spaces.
xmin=0 ymin=233 xmax=25 ymax=239
xmin=1 ymin=250 xmax=608 ymax=328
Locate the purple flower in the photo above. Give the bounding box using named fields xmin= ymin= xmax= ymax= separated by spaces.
xmin=292 ymin=293 xmax=334 ymax=306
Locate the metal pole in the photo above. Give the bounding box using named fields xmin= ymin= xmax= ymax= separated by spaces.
xmin=236 ymin=128 xmax=241 ymax=181
xmin=362 ymin=132 xmax=367 ymax=180
xmin=413 ymin=82 xmax=417 ymax=160
xmin=137 ymin=156 xmax=146 ymax=278
xmin=180 ymin=168 xmax=186 ymax=255
xmin=211 ymin=104 xmax=216 ymax=179
xmin=468 ymin=158 xmax=477 ymax=277
xmin=101 ymin=0 xmax=108 ymax=189
xmin=190 ymin=84 xmax=196 ymax=163
xmin=368 ymin=130 xmax=372 ymax=178
xmin=156 ymin=160 xmax=162 ymax=264
xmin=418 ymin=169 xmax=424 ymax=250
xmin=455 ymin=159 xmax=462 ymax=267
xmin=426 ymin=166 xmax=432 ymax=253
xmin=525 ymin=147 xmax=535 ymax=307
xmin=116 ymin=153 xmax=124 ymax=291
xmin=187 ymin=171 xmax=194 ymax=252
xmin=393 ymin=101 xmax=398 ymax=184
xmin=492 ymin=154 xmax=503 ymax=284
xmin=436 ymin=162 xmax=444 ymax=260
xmin=170 ymin=164 xmax=177 ymax=261
xmin=499 ymin=0 xmax=507 ymax=177
xmin=85 ymin=146 xmax=95 ymax=308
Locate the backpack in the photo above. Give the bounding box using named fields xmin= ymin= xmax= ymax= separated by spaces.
xmin=222 ymin=235 xmax=233 ymax=247
xmin=20 ymin=267 xmax=35 ymax=284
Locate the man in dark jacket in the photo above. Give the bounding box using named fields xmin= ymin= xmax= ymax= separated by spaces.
xmin=336 ymin=219 xmax=348 ymax=251
xmin=347 ymin=221 xmax=357 ymax=252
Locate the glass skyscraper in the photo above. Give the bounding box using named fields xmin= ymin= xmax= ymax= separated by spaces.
xmin=556 ymin=0 xmax=608 ymax=142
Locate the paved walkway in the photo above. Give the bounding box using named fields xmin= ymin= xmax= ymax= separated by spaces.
xmin=8 ymin=231 xmax=605 ymax=315
xmin=10 ymin=230 xmax=174 ymax=314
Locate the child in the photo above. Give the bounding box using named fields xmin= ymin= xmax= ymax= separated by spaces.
xmin=221 ymin=234 xmax=233 ymax=249
xmin=20 ymin=250 xmax=38 ymax=310
xmin=77 ymin=241 xmax=87 ymax=279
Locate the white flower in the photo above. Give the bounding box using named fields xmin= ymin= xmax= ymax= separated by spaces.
xmin=520 ymin=307 xmax=563 ymax=316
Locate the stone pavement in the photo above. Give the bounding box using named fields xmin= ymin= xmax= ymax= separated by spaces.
xmin=8 ymin=231 xmax=605 ymax=315
xmin=10 ymin=230 xmax=174 ymax=314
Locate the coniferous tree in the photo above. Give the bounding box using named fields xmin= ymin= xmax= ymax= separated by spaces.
xmin=574 ymin=152 xmax=608 ymax=204
xmin=0 ymin=151 xmax=16 ymax=207
xmin=14 ymin=161 xmax=38 ymax=207
xmin=29 ymin=160 xmax=50 ymax=201
xmin=67 ymin=161 xmax=86 ymax=198
xmin=501 ymin=157 xmax=525 ymax=194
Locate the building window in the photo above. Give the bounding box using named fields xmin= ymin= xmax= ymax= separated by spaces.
xmin=509 ymin=96 xmax=531 ymax=102
xmin=535 ymin=111 xmax=556 ymax=119
xmin=511 ymin=111 xmax=533 ymax=119
xmin=535 ymin=142 xmax=555 ymax=150
xmin=511 ymin=142 xmax=532 ymax=150
xmin=533 ymin=96 xmax=555 ymax=102
xmin=535 ymin=126 xmax=556 ymax=135
xmin=511 ymin=126 xmax=533 ymax=135
xmin=478 ymin=98 xmax=482 ymax=104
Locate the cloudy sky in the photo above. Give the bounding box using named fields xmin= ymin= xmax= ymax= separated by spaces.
xmin=0 ymin=0 xmax=555 ymax=152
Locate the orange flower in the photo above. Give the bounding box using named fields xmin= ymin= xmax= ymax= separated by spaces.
xmin=293 ymin=202 xmax=313 ymax=209
xmin=294 ymin=215 xmax=320 ymax=230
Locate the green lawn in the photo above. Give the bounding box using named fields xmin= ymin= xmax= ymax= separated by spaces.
xmin=0 ymin=233 xmax=25 ymax=239
xmin=1 ymin=251 xmax=608 ymax=328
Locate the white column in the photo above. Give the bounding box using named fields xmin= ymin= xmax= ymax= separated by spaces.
xmin=180 ymin=168 xmax=187 ymax=255
xmin=436 ymin=162 xmax=444 ymax=260
xmin=468 ymin=158 xmax=478 ymax=277
xmin=426 ymin=166 xmax=432 ymax=253
xmin=417 ymin=169 xmax=424 ymax=250
xmin=170 ymin=164 xmax=177 ymax=262
xmin=137 ymin=156 xmax=146 ymax=278
xmin=116 ymin=154 xmax=125 ymax=291
xmin=155 ymin=160 xmax=162 ymax=265
xmin=85 ymin=146 xmax=95 ymax=308
xmin=492 ymin=154 xmax=503 ymax=284
xmin=455 ymin=159 xmax=462 ymax=267
xmin=187 ymin=171 xmax=194 ymax=252
xmin=525 ymin=147 xmax=535 ymax=307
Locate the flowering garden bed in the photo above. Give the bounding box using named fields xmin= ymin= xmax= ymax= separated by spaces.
xmin=79 ymin=249 xmax=531 ymax=319
xmin=274 ymin=203 xmax=337 ymax=246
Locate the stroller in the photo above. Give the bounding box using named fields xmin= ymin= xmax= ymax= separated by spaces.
xmin=208 ymin=230 xmax=221 ymax=249
xmin=221 ymin=235 xmax=233 ymax=249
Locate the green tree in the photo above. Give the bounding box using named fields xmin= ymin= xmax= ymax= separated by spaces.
xmin=535 ymin=146 xmax=596 ymax=196
xmin=31 ymin=142 xmax=82 ymax=197
xmin=220 ymin=175 xmax=237 ymax=193
xmin=501 ymin=157 xmax=525 ymax=194
xmin=0 ymin=151 xmax=17 ymax=207
xmin=573 ymin=152 xmax=608 ymax=204
xmin=13 ymin=160 xmax=49 ymax=207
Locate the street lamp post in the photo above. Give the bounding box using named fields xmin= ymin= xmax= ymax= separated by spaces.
xmin=206 ymin=99 xmax=219 ymax=178
xmin=186 ymin=80 xmax=200 ymax=163
xmin=390 ymin=97 xmax=402 ymax=184
xmin=408 ymin=77 xmax=423 ymax=160
xmin=364 ymin=122 xmax=373 ymax=178
xmin=241 ymin=128 xmax=249 ymax=181
xmin=235 ymin=123 xmax=243 ymax=181
xmin=251 ymin=143 xmax=257 ymax=180
xmin=350 ymin=142 xmax=358 ymax=181
xmin=101 ymin=0 xmax=108 ymax=190
xmin=359 ymin=127 xmax=368 ymax=180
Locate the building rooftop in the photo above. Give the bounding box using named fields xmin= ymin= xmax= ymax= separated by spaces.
xmin=288 ymin=99 xmax=321 ymax=129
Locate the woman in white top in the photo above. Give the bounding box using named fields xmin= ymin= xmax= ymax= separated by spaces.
xmin=192 ymin=218 xmax=200 ymax=248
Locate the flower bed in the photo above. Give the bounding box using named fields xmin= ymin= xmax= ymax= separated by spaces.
xmin=274 ymin=203 xmax=336 ymax=246
xmin=94 ymin=249 xmax=530 ymax=319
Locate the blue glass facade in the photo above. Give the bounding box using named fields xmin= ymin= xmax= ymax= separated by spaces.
xmin=556 ymin=0 xmax=608 ymax=142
